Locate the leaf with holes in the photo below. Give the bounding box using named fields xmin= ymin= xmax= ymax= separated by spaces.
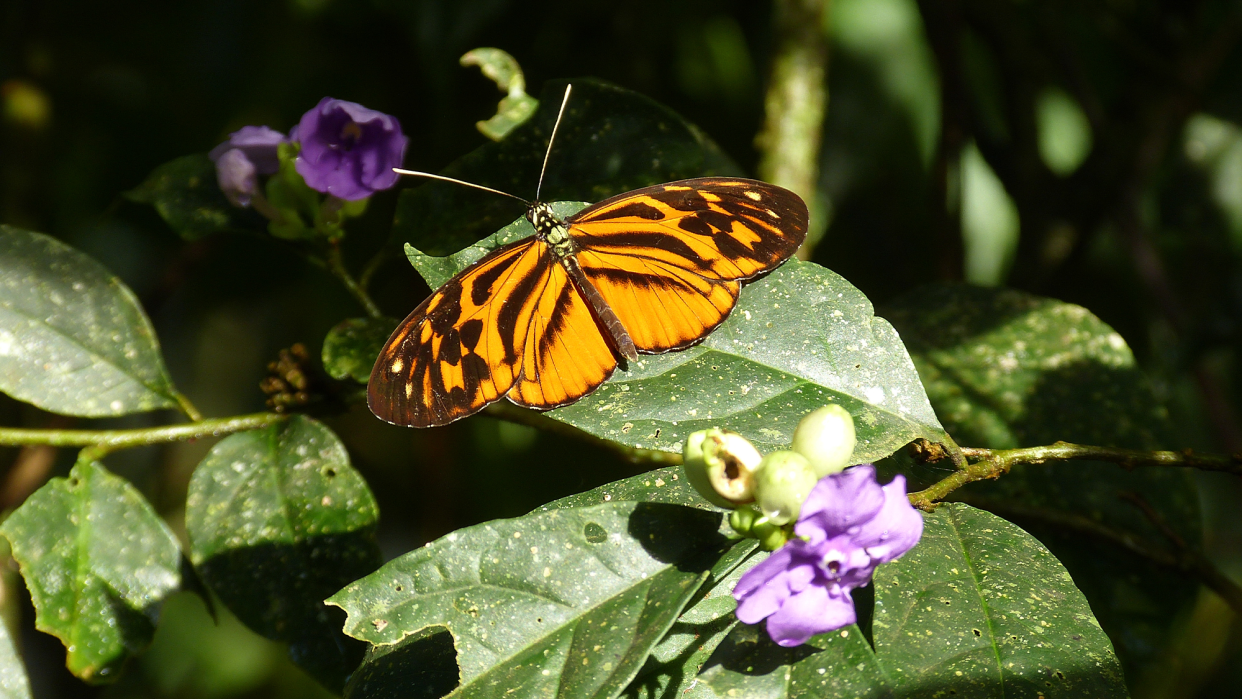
xmin=323 ymin=316 xmax=399 ymax=383
xmin=185 ymin=414 xmax=382 ymax=692
xmin=329 ymin=501 xmax=728 ymax=699
xmin=0 ymin=460 xmax=181 ymax=684
xmin=405 ymin=210 xmax=948 ymax=461
xmin=0 ymin=226 xmax=179 ymax=416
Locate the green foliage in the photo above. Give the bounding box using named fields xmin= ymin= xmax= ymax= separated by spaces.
xmin=0 ymin=226 xmax=179 ymax=417
xmin=123 ymin=154 xmax=265 ymax=241
xmin=186 ymin=415 xmax=382 ymax=692
xmin=0 ymin=460 xmax=182 ymax=683
xmin=323 ymin=317 xmax=399 ymax=383
xmin=686 ymin=505 xmax=1127 ymax=699
xmin=407 ymin=215 xmax=948 ymax=459
xmin=885 ymin=284 xmax=1199 ymax=678
xmin=461 ymin=48 xmax=540 ymax=141
xmin=392 ymin=79 xmax=742 ymax=256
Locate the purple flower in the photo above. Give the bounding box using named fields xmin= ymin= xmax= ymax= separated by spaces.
xmin=733 ymin=464 xmax=923 ymax=647
xmin=293 ymin=97 xmax=407 ymax=201
xmin=209 ymin=125 xmax=286 ymax=207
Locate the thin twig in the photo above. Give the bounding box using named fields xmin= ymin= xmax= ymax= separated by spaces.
xmin=483 ymin=402 xmax=682 ymax=467
xmin=908 ymin=440 xmax=1242 ymax=511
xmin=325 ymin=243 xmax=384 ymax=319
xmin=0 ymin=412 xmax=287 ymax=461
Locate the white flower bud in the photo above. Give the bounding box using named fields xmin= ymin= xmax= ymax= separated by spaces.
xmin=791 ymin=404 xmax=856 ymax=477
xmin=682 ymin=429 xmax=762 ymax=508
xmin=753 ymin=450 xmax=818 ymax=525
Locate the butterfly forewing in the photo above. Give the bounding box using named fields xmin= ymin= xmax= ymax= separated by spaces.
xmin=369 ymin=176 xmax=808 ymax=427
xmin=370 ymin=238 xmax=545 ymax=426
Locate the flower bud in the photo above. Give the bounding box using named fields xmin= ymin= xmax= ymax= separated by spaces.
xmin=752 ymin=520 xmax=791 ymax=551
xmin=682 ymin=429 xmax=762 ymax=508
xmin=753 ymin=450 xmax=818 ymax=525
xmin=728 ymin=505 xmax=760 ymax=536
xmin=791 ymin=404 xmax=857 ymax=477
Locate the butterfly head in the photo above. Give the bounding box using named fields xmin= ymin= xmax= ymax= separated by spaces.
xmin=527 ymin=202 xmax=574 ymax=257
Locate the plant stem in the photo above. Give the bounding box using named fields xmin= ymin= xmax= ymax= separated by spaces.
xmin=483 ymin=403 xmax=682 ymax=467
xmin=172 ymin=391 xmax=203 ymax=422
xmin=325 ymin=243 xmax=383 ymax=319
xmin=908 ymin=440 xmax=1242 ymax=510
xmin=756 ymin=0 xmax=831 ymax=260
xmin=0 ymin=412 xmax=286 ymax=461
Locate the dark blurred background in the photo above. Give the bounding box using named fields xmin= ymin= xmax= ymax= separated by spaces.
xmin=3 ymin=0 xmax=1242 ymax=697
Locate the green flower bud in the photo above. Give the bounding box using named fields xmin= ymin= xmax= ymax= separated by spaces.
xmin=728 ymin=505 xmax=760 ymax=536
xmin=752 ymin=520 xmax=791 ymax=551
xmin=682 ymin=429 xmax=761 ymax=508
xmin=753 ymin=450 xmax=818 ymax=525
xmin=791 ymin=404 xmax=857 ymax=477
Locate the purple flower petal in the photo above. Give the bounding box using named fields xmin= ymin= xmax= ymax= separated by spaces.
xmin=209 ymin=125 xmax=285 ymax=175
xmin=732 ymin=463 xmax=925 ymax=648
xmin=293 ymin=97 xmax=408 ymax=201
xmin=766 ymin=584 xmax=858 ymax=647
xmin=213 ymin=148 xmax=257 ymax=207
xmin=795 ymin=464 xmax=885 ymax=544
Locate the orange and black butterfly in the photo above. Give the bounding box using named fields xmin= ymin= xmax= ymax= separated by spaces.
xmin=368 ymin=89 xmax=808 ymax=427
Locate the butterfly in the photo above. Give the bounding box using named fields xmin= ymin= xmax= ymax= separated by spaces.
xmin=368 ymin=89 xmax=809 ymax=428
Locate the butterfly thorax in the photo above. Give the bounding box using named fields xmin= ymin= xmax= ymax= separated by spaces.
xmin=527 ymin=202 xmax=576 ymax=259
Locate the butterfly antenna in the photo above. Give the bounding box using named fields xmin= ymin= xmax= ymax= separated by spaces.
xmin=535 ymin=84 xmax=573 ymax=202
xmin=391 ymin=169 xmax=531 ymax=206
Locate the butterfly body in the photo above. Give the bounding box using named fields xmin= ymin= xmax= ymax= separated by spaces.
xmin=369 ymin=177 xmax=808 ymax=427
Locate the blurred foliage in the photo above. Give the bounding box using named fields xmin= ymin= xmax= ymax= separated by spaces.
xmin=3 ymin=0 xmax=1242 ymax=696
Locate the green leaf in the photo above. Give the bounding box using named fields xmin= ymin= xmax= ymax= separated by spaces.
xmin=123 ymin=154 xmax=264 ymax=240
xmin=537 ymin=465 xmax=718 ymax=512
xmin=872 ymin=503 xmax=1127 ymax=697
xmin=0 ymin=605 xmax=32 ymax=699
xmin=323 ymin=316 xmax=398 ymax=383
xmin=689 ymin=623 xmax=891 ymax=699
xmin=461 ymin=48 xmax=539 ymax=141
xmin=392 ymin=78 xmax=742 ymax=256
xmin=0 ymin=226 xmax=179 ymax=416
xmin=883 ymin=283 xmax=1198 ymax=679
xmin=185 ymin=415 xmax=382 ymax=692
xmin=406 ymin=217 xmax=947 ymax=460
xmin=328 ymin=501 xmax=727 ymax=699
xmin=0 ymin=460 xmax=182 ymax=683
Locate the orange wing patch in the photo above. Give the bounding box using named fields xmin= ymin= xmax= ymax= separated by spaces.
xmin=369 ymin=238 xmax=546 ymax=427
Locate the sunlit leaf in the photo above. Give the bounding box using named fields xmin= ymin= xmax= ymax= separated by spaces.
xmin=124 ymin=154 xmax=265 ymax=241
xmin=872 ymin=504 xmax=1127 ymax=697
xmin=329 ymin=501 xmax=726 ymax=699
xmin=0 ymin=460 xmax=181 ymax=683
xmin=406 ymin=213 xmax=947 ymax=460
xmin=0 ymin=226 xmax=179 ymax=416
xmin=186 ymin=415 xmax=382 ymax=692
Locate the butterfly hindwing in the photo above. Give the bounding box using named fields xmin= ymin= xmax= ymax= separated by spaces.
xmin=568 ymin=177 xmax=808 ymax=352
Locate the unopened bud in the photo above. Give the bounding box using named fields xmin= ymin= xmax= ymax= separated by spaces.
xmin=753 ymin=520 xmax=791 ymax=551
xmin=683 ymin=429 xmax=762 ymax=508
xmin=753 ymin=450 xmax=818 ymax=525
xmin=728 ymin=505 xmax=760 ymax=536
xmin=791 ymin=404 xmax=856 ymax=477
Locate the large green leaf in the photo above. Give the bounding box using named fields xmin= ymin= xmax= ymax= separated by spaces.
xmin=328 ymin=501 xmax=727 ymax=699
xmin=124 ymin=154 xmax=266 ymax=241
xmin=0 ymin=460 xmax=182 ymax=683
xmin=0 ymin=604 xmax=32 ymax=699
xmin=684 ymin=504 xmax=1125 ymax=698
xmin=872 ymin=504 xmax=1127 ymax=697
xmin=185 ymin=415 xmax=382 ymax=692
xmin=391 ymin=78 xmax=742 ymax=256
xmin=883 ymin=284 xmax=1198 ymax=680
xmin=406 ymin=213 xmax=947 ymax=460
xmin=0 ymin=226 xmax=179 ymax=416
